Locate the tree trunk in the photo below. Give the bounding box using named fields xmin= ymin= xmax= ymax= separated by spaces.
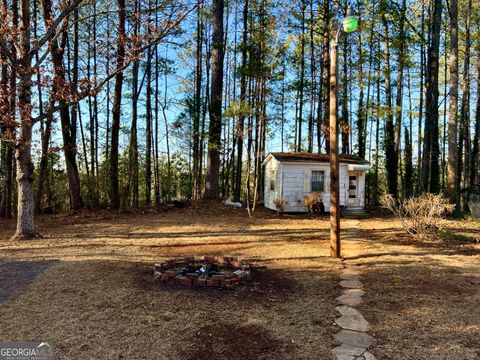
xmin=356 ymin=4 xmax=368 ymax=160
xmin=404 ymin=127 xmax=413 ymax=198
xmin=422 ymin=0 xmax=442 ymax=193
xmin=417 ymin=1 xmax=426 ymax=194
xmin=127 ymin=0 xmax=140 ymax=207
xmin=161 ymin=53 xmax=172 ymax=201
xmin=471 ymin=44 xmax=480 ymax=188
xmin=381 ymin=2 xmax=398 ymax=198
xmin=146 ymin=50 xmax=152 ymax=206
xmin=307 ymin=0 xmax=315 ymax=153
xmin=404 ymin=71 xmax=414 ymax=198
xmin=13 ymin=0 xmax=37 ymax=239
xmin=204 ymin=0 xmax=225 ymax=199
xmin=109 ymin=0 xmax=126 ymax=209
xmin=41 ymin=0 xmax=84 ymax=211
xmin=296 ymin=0 xmax=306 ymax=152
xmin=373 ymin=46 xmax=381 ymax=206
xmin=233 ymin=0 xmax=248 ymax=202
xmin=394 ymin=0 xmax=406 ymax=195
xmin=193 ymin=1 xmax=204 ymax=200
xmin=459 ymin=0 xmax=472 ymax=204
xmin=470 ymin=44 xmax=480 ymax=188
xmin=0 ymin=0 xmax=14 ymax=219
xmin=447 ymin=0 xmax=458 ymax=203
xmin=35 ymin=110 xmax=52 ymax=214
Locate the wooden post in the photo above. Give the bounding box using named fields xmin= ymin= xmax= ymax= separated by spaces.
xmin=329 ymin=31 xmax=341 ymax=258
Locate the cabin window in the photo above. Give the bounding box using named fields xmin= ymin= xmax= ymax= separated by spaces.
xmin=349 ymin=175 xmax=357 ymax=198
xmin=269 ymin=170 xmax=275 ymax=191
xmin=311 ymin=170 xmax=325 ymax=192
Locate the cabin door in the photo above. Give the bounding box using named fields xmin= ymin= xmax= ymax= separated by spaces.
xmin=347 ymin=173 xmax=360 ymax=207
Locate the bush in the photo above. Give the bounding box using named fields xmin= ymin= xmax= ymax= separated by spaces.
xmin=303 ymin=192 xmax=322 ymax=214
xmin=273 ymin=198 xmax=288 ymax=215
xmin=381 ymin=193 xmax=454 ymax=239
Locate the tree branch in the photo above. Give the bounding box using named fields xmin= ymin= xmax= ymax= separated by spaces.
xmin=29 ymin=0 xmax=85 ymax=59
xmin=32 ymin=1 xmax=199 ymax=125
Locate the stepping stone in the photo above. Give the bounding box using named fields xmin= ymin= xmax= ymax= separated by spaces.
xmin=341 ymin=268 xmax=361 ymax=276
xmin=340 ymin=279 xmax=364 ymax=289
xmin=334 ymin=329 xmax=374 ymax=348
xmin=336 ymin=293 xmax=363 ymax=307
xmin=362 ymin=351 xmax=377 ymax=360
xmin=334 ymin=354 xmax=355 ymax=360
xmin=332 ymin=344 xmax=366 ymax=357
xmin=343 ymin=288 xmax=365 ymax=297
xmin=335 ymin=306 xmax=370 ymax=332
xmin=335 ymin=316 xmax=369 ymax=332
xmin=335 ymin=305 xmax=365 ymax=317
xmin=340 ymin=272 xmax=361 ymax=281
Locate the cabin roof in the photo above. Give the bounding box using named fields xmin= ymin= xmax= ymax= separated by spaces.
xmin=264 ymin=152 xmax=370 ymax=165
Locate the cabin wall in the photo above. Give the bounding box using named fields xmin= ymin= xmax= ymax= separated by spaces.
xmin=359 ymin=172 xmax=366 ymax=208
xmin=264 ymin=158 xmax=281 ymax=211
xmin=280 ymin=163 xmax=348 ymax=213
xmin=264 ymin=160 xmax=365 ymax=213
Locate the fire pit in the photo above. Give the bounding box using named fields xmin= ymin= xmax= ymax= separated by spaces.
xmin=153 ymin=256 xmax=254 ymax=288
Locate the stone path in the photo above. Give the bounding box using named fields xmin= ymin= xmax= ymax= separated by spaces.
xmin=332 ymin=221 xmax=376 ymax=360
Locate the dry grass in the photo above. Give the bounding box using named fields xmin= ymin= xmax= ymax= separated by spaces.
xmin=0 ymin=204 xmax=478 ymax=359
xmin=349 ymin=217 xmax=480 ymax=360
xmin=0 ymin=203 xmax=340 ymax=360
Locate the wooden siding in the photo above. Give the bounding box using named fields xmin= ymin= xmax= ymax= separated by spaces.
xmin=263 ymin=157 xmax=280 ymax=210
xmin=264 ymin=160 xmax=366 ymax=213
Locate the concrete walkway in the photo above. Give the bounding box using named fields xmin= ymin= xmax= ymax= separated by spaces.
xmin=332 ymin=220 xmax=376 ymax=360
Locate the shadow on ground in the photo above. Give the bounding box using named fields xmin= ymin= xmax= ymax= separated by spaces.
xmin=0 ymin=259 xmax=340 ymax=360
xmin=0 ymin=260 xmax=59 ymax=304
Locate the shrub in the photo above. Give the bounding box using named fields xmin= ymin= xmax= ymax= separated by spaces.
xmin=273 ymin=198 xmax=288 ymax=215
xmin=381 ymin=193 xmax=454 ymax=239
xmin=303 ymin=192 xmax=322 ymax=214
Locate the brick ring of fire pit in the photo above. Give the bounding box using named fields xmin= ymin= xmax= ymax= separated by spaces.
xmin=153 ymin=256 xmax=254 ymax=288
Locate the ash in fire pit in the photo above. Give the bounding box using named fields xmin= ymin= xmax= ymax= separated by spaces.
xmin=153 ymin=256 xmax=256 ymax=288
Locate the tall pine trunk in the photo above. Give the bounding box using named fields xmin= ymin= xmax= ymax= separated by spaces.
xmin=296 ymin=1 xmax=306 ymax=152
xmin=0 ymin=0 xmax=14 ymax=219
xmin=394 ymin=0 xmax=406 ymax=197
xmin=381 ymin=1 xmax=398 ymax=198
xmin=146 ymin=50 xmax=153 ymax=206
xmin=447 ymin=0 xmax=458 ymax=204
xmin=471 ymin=44 xmax=480 ymax=187
xmin=193 ymin=1 xmax=204 ymax=199
xmin=422 ymin=0 xmax=442 ymax=194
xmin=110 ymin=0 xmax=126 ymax=209
xmin=127 ymin=0 xmax=140 ymax=207
xmin=204 ymin=0 xmax=225 ymax=199
xmin=233 ymin=0 xmax=248 ymax=202
xmin=458 ymin=0 xmax=472 ymax=204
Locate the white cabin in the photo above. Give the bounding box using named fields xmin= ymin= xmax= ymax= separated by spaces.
xmin=263 ymin=152 xmax=370 ymax=213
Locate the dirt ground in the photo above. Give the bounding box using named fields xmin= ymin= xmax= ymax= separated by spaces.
xmin=0 ymin=202 xmax=478 ymax=359
xmin=352 ymin=218 xmax=480 ymax=360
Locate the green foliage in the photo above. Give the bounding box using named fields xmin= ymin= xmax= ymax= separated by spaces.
xmin=34 ymin=152 xmax=69 ymax=211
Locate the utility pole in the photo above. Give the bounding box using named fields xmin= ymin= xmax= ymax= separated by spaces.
xmin=329 ymin=7 xmax=358 ymax=258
